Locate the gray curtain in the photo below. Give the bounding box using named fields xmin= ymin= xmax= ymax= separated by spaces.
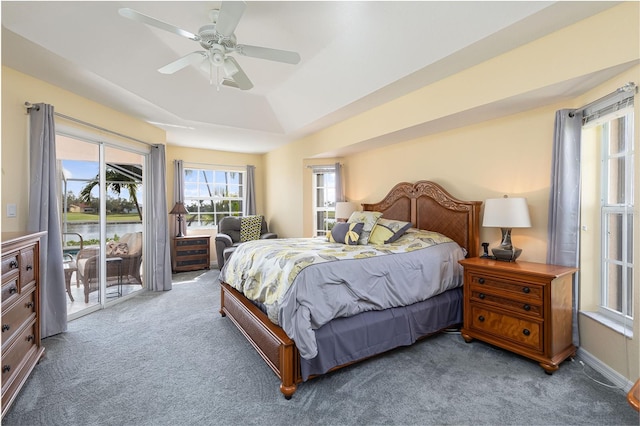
xmin=334 ymin=162 xmax=344 ymax=202
xmin=547 ymin=109 xmax=581 ymax=346
xmin=149 ymin=145 xmax=172 ymax=291
xmin=172 ymin=159 xmax=186 ymax=236
xmin=246 ymin=165 xmax=256 ymax=215
xmin=27 ymin=103 xmax=67 ymax=338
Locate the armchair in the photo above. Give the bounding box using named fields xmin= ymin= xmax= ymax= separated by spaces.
xmin=215 ymin=216 xmax=277 ymax=269
xmin=76 ymin=232 xmax=143 ymax=302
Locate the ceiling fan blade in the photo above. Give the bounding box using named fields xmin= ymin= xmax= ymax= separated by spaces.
xmin=158 ymin=51 xmax=207 ymax=74
xmin=215 ymin=1 xmax=247 ymax=38
xmin=118 ymin=8 xmax=200 ymax=41
xmin=223 ymin=57 xmax=253 ymax=90
xmin=236 ymin=44 xmax=301 ymax=65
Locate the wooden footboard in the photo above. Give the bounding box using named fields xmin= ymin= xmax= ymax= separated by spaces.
xmin=219 ymin=282 xmax=300 ymax=399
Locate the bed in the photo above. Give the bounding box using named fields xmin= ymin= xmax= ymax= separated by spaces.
xmin=219 ymin=180 xmax=482 ymax=399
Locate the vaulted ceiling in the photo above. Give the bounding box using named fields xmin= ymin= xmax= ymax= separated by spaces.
xmin=1 ymin=1 xmax=619 ymax=153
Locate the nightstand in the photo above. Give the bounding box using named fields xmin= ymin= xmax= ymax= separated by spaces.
xmin=459 ymin=257 xmax=578 ymax=374
xmin=171 ymin=235 xmax=211 ymax=273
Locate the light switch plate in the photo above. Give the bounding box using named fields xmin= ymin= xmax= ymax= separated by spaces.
xmin=7 ymin=203 xmax=17 ymax=218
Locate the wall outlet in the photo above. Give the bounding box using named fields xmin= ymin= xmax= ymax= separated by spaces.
xmin=7 ymin=204 xmax=17 ymax=218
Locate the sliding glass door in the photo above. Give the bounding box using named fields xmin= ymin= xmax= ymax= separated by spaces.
xmin=57 ymin=134 xmax=146 ymax=319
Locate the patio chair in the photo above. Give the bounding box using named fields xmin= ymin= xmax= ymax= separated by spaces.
xmin=76 ymin=232 xmax=143 ymax=302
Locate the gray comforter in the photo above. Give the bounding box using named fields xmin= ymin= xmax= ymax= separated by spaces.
xmin=220 ymin=229 xmax=465 ymax=359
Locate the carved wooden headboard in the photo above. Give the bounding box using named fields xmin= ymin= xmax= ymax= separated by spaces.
xmin=362 ymin=181 xmax=482 ymax=257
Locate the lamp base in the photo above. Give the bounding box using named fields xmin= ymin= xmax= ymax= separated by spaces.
xmin=491 ymin=246 xmax=522 ymax=262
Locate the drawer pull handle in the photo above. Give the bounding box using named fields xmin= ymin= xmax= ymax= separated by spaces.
xmin=479 ymin=293 xmax=485 ymax=299
xmin=478 ymin=278 xmax=485 ymax=284
xmin=2 ymin=365 xmax=10 ymax=373
xmin=26 ymin=335 xmax=34 ymax=342
xmin=1 ymin=324 xmax=10 ymax=332
xmin=26 ymin=301 xmax=34 ymax=309
xmin=26 ymin=264 xmax=33 ymax=271
xmin=523 ymin=329 xmax=531 ymax=336
xmin=9 ymin=286 xmax=17 ymax=295
xmin=523 ymin=304 xmax=531 ymax=311
xmin=522 ymin=287 xmax=530 ymax=294
xmin=478 ymin=315 xmax=485 ymax=322
xmin=9 ymin=260 xmax=18 ymax=269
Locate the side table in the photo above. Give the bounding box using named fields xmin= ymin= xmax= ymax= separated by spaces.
xmin=63 ymin=260 xmax=77 ymax=302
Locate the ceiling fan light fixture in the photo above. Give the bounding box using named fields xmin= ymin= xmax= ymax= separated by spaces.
xmin=223 ymin=58 xmax=239 ymax=77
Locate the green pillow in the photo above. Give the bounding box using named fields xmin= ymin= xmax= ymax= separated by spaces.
xmin=240 ymin=215 xmax=263 ymax=242
xmin=369 ymin=218 xmax=413 ymax=244
xmin=328 ymin=222 xmax=364 ymax=245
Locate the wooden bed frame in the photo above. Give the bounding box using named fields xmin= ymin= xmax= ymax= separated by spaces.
xmin=219 ymin=180 xmax=482 ymax=399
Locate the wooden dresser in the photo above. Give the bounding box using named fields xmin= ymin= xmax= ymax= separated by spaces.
xmin=171 ymin=235 xmax=211 ymax=273
xmin=1 ymin=232 xmax=46 ymax=419
xmin=459 ymin=257 xmax=578 ymax=374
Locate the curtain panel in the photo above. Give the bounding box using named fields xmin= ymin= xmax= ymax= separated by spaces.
xmin=172 ymin=159 xmax=186 ymax=237
xmin=335 ymin=162 xmax=344 ymax=202
xmin=547 ymin=109 xmax=581 ymax=347
xmin=149 ymin=145 xmax=172 ymax=291
xmin=246 ymin=165 xmax=256 ymax=216
xmin=27 ymin=103 xmax=67 ymax=337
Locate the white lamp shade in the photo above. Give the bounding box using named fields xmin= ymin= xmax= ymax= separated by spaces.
xmin=482 ymin=197 xmax=531 ymax=228
xmin=335 ymin=201 xmax=358 ymax=220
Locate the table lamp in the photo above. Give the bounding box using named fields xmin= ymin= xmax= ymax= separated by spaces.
xmin=169 ymin=202 xmax=189 ymax=237
xmin=482 ymin=196 xmax=531 ymax=262
xmin=335 ymin=201 xmax=358 ymax=222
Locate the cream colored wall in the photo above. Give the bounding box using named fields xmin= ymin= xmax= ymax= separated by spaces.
xmin=264 ymin=3 xmax=639 ymax=382
xmin=1 ymin=66 xmax=166 ymax=233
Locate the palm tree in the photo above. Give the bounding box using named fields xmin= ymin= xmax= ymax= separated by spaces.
xmin=80 ymin=165 xmax=142 ymax=221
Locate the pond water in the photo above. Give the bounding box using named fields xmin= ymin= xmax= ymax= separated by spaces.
xmin=62 ymin=222 xmax=143 ymax=244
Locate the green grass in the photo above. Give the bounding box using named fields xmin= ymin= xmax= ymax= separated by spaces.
xmin=63 ymin=212 xmax=141 ymax=223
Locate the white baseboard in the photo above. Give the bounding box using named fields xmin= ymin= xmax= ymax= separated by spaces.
xmin=577 ymin=347 xmax=634 ymax=392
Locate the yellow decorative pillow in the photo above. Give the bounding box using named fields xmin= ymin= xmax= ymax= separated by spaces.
xmin=240 ymin=215 xmax=263 ymax=242
xmin=369 ymin=218 xmax=413 ymax=245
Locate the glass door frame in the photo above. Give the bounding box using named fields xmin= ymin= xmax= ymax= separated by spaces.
xmin=57 ymin=125 xmax=150 ymax=320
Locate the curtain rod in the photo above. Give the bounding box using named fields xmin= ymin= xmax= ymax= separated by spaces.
xmin=25 ymin=101 xmax=155 ymax=147
xmin=183 ymin=160 xmax=250 ymax=169
xmin=571 ymin=82 xmax=637 ymax=117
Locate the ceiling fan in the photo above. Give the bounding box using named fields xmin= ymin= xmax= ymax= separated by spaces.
xmin=118 ymin=2 xmax=301 ymax=91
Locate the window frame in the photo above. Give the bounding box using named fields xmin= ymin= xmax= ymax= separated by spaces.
xmin=183 ymin=166 xmax=245 ymax=229
xmin=597 ymin=111 xmax=634 ymax=324
xmin=312 ymin=167 xmax=336 ymax=237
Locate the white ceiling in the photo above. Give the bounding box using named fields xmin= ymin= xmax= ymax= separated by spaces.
xmin=1 ymin=1 xmax=622 ymax=154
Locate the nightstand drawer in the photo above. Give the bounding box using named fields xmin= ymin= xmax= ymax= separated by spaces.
xmin=175 ymin=238 xmax=209 ymax=248
xmin=469 ymin=305 xmax=543 ymax=352
xmin=469 ymin=273 xmax=543 ymax=301
xmin=470 ymin=289 xmax=542 ymax=317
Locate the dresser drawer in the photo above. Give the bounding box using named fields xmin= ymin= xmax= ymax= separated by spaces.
xmin=1 ymin=321 xmax=38 ymax=393
xmin=19 ymin=248 xmax=36 ymax=285
xmin=470 ymin=289 xmax=542 ymax=318
xmin=469 ymin=273 xmax=542 ymax=301
xmin=1 ymin=277 xmax=20 ymax=305
xmin=468 ymin=305 xmax=543 ymax=352
xmin=1 ymin=291 xmax=37 ymax=347
xmin=1 ymin=254 xmax=20 ymax=278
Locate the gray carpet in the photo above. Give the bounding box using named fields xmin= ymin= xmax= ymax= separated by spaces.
xmin=4 ymin=269 xmax=638 ymax=425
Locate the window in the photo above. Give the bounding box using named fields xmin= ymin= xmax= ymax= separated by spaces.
xmin=183 ymin=167 xmax=245 ymax=228
xmin=599 ymin=112 xmax=634 ymax=322
xmin=312 ymin=167 xmax=336 ymax=236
